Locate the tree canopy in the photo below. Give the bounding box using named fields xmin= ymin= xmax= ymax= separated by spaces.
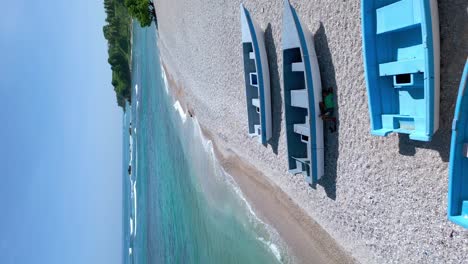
xmin=103 ymin=0 xmax=157 ymax=108
xmin=125 ymin=0 xmax=157 ymax=28
xmin=103 ymin=0 xmax=132 ymax=108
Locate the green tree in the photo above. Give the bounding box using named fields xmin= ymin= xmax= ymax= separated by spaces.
xmin=103 ymin=0 xmax=132 ymax=108
xmin=125 ymin=0 xmax=155 ymax=27
xmin=102 ymin=0 xmax=159 ymax=108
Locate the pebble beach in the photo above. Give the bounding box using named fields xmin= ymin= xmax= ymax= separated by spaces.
xmin=154 ymin=0 xmax=468 ymax=263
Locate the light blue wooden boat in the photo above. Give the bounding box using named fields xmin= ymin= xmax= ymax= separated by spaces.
xmin=240 ymin=4 xmax=272 ymax=145
xmin=283 ymin=0 xmax=324 ymax=185
xmin=361 ymin=0 xmax=440 ymax=141
xmin=448 ymin=58 xmax=468 ymax=228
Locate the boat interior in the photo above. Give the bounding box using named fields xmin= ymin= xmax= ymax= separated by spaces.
xmin=242 ymin=42 xmax=262 ymax=138
xmin=284 ymin=47 xmax=311 ymax=178
xmin=367 ymin=0 xmax=429 ymax=141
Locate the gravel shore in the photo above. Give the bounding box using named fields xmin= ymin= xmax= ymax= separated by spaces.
xmin=164 ymin=68 xmax=355 ymax=263
xmin=155 ymin=0 xmax=468 ymax=263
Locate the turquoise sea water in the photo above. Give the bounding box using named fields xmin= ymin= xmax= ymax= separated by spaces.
xmin=122 ymin=22 xmax=288 ymax=264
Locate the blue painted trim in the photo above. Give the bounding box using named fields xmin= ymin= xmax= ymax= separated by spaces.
xmin=291 ymin=8 xmax=318 ymax=184
xmin=361 ymin=0 xmax=377 ymax=132
xmin=245 ymin=9 xmax=267 ymax=144
xmin=448 ymin=59 xmax=468 ymax=228
xmin=449 ymin=216 xmax=468 ymax=229
xmin=421 ymin=0 xmax=436 ymax=137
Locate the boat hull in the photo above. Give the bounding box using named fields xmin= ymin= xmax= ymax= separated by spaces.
xmin=361 ymin=0 xmax=440 ymax=142
xmin=283 ymin=0 xmax=324 ymax=184
xmin=240 ymin=4 xmax=272 ymax=145
xmin=448 ymin=58 xmax=468 ymax=228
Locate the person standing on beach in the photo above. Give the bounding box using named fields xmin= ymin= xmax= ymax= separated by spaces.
xmin=319 ymin=87 xmax=337 ymax=133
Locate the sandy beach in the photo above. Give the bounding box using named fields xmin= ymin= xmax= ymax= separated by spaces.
xmin=155 ymin=0 xmax=468 ymax=263
xmin=164 ymin=66 xmax=354 ymax=263
xmin=206 ymin=126 xmax=355 ymax=264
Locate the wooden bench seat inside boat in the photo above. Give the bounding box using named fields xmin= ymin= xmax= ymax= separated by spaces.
xmin=290 ymin=89 xmax=308 ymax=108
xmin=251 ymin=98 xmax=260 ymax=108
xmin=376 ymin=0 xmax=422 ymax=35
xmin=293 ymin=122 xmax=310 ymax=137
xmin=375 ymin=114 xmax=428 ymax=140
xmin=379 ymin=58 xmax=425 ymax=76
xmin=291 ymin=62 xmax=305 ymax=72
xmin=290 ymin=157 xmax=311 ymax=176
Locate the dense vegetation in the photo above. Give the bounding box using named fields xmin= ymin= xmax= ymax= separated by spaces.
xmin=125 ymin=0 xmax=158 ymax=27
xmin=103 ymin=0 xmax=157 ymax=108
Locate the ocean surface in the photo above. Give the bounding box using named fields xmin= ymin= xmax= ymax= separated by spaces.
xmin=122 ymin=22 xmax=288 ymax=264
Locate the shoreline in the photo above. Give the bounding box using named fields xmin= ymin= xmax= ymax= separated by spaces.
xmin=154 ymin=0 xmax=468 ymax=262
xmin=162 ymin=63 xmax=355 ymax=264
xmin=204 ymin=127 xmax=355 ymax=264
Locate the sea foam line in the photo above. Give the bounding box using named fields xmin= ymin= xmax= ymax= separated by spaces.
xmin=129 ymin=136 xmax=133 ymax=155
xmin=191 ymin=118 xmax=284 ymax=263
xmin=161 ymin=61 xmax=185 ymax=123
xmin=173 ymin=101 xmax=187 ymax=123
xmin=160 ymin=58 xmax=169 ymax=94
xmin=132 ymin=179 xmax=138 ymax=237
xmin=222 ymin=166 xmax=283 ymax=263
xmin=159 ymin=61 xmax=284 ymax=262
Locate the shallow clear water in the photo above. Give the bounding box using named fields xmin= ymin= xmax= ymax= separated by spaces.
xmin=122 ymin=22 xmax=287 ymax=264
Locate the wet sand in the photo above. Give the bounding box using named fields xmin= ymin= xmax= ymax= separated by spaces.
xmin=206 ymin=128 xmax=355 ymax=264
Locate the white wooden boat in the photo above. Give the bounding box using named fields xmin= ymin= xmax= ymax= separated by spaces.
xmin=283 ymin=0 xmax=324 ymax=184
xmin=240 ymin=4 xmax=272 ymax=144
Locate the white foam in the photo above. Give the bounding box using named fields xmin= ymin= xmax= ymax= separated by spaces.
xmin=135 ymin=84 xmax=138 ymax=95
xmin=165 ymin=83 xmax=285 ymax=262
xmin=129 ymin=247 xmax=132 ymax=255
xmin=129 ymin=136 xmax=133 ymax=165
xmin=222 ymin=167 xmax=283 ymax=262
xmin=137 ymin=101 xmax=139 ymax=109
xmin=269 ymin=243 xmax=282 ymax=261
xmin=160 ymin=59 xmax=169 ymax=94
xmin=173 ymin=101 xmax=187 ymax=123
xmin=130 ymin=218 xmax=134 ymax=236
xmin=192 ymin=119 xmax=215 ymax=154
xmin=135 ymin=150 xmax=138 ymax=181
xmin=133 ymin=180 xmax=138 ymax=235
xmin=258 ymin=237 xmax=282 ymax=262
xmin=190 ymin=117 xmax=284 ymax=263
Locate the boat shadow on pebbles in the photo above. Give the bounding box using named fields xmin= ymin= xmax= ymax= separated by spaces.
xmin=314 ymin=22 xmax=340 ymax=200
xmin=398 ymin=0 xmax=468 ymax=163
xmin=398 ymin=130 xmax=450 ymax=162
xmin=264 ymin=23 xmax=283 ymax=155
